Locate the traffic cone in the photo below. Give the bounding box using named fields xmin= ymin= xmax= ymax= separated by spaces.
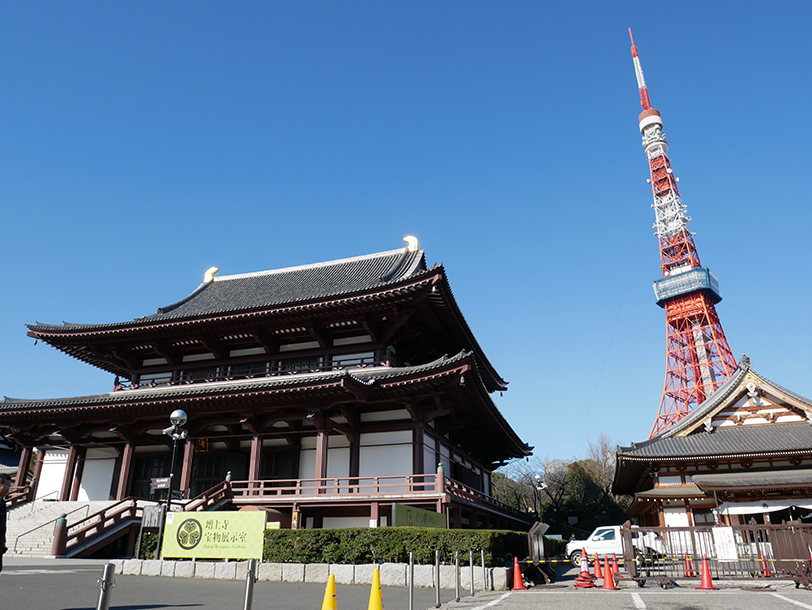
xmin=696 ymin=555 xmax=717 ymax=590
xmin=684 ymin=552 xmax=695 ymax=577
xmin=322 ymin=574 xmax=337 ymax=610
xmin=611 ymin=552 xmax=620 ymax=575
xmin=759 ymin=550 xmax=771 ymax=577
xmin=601 ymin=555 xmax=618 ymax=590
xmin=594 ymin=553 xmax=602 ymax=579
xmin=368 ymin=567 xmax=383 ymax=610
xmin=578 ymin=548 xmax=594 ymax=580
xmin=511 ymin=557 xmax=527 ymax=590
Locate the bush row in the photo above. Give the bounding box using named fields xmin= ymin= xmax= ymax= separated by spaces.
xmin=262 ymin=528 xmax=528 ymax=566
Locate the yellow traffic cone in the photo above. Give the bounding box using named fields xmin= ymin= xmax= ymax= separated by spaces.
xmin=368 ymin=567 xmax=383 ymax=610
xmin=322 ymin=574 xmax=337 ymax=610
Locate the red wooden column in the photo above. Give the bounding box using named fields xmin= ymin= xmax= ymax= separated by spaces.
xmin=179 ymin=439 xmax=194 ymax=498
xmin=59 ymin=446 xmax=79 ymax=501
xmin=248 ymin=435 xmax=262 ymax=495
xmin=31 ymin=449 xmax=46 ymax=499
xmin=69 ymin=446 xmax=87 ymax=501
xmin=15 ymin=447 xmax=32 ymax=488
xmin=116 ymin=441 xmax=135 ymax=501
xmin=314 ymin=429 xmax=328 ymax=481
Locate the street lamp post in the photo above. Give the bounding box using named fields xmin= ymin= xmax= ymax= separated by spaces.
xmin=155 ymin=409 xmax=188 ymax=559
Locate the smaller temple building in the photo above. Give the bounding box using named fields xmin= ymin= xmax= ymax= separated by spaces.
xmin=614 ymin=355 xmax=812 ymax=527
xmin=1 ymin=238 xmax=533 ymax=534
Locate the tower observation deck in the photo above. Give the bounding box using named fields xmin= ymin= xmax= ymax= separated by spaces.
xmin=629 ymin=30 xmax=737 ymax=438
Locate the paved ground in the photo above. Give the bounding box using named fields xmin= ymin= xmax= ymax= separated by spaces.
xmin=4 ymin=557 xmax=812 ymax=610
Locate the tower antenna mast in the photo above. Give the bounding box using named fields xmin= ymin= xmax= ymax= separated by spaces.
xmin=628 ymin=30 xmax=737 ymax=438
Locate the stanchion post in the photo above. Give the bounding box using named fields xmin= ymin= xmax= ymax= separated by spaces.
xmin=243 ymin=558 xmax=258 ymax=610
xmin=408 ymin=551 xmax=414 ymax=610
xmin=435 ymin=549 xmax=441 ymax=609
xmin=455 ymin=550 xmax=460 ymax=602
xmin=481 ymin=549 xmax=488 ymax=591
xmin=469 ymin=550 xmax=474 ymax=596
xmin=95 ymin=563 xmax=116 ymax=610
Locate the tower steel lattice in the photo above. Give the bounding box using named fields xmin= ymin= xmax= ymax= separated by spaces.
xmin=629 ymin=30 xmax=737 ymax=438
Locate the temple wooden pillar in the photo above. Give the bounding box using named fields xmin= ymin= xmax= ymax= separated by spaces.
xmin=413 ymin=428 xmax=424 ymax=476
xmin=314 ymin=429 xmax=328 ymax=481
xmin=370 ymin=502 xmax=379 ymax=527
xmin=31 ymin=449 xmax=45 ymax=499
xmin=248 ymin=435 xmax=261 ymax=495
xmin=60 ymin=446 xmax=79 ymax=501
xmin=69 ymin=446 xmax=87 ymax=501
xmin=179 ymin=439 xmax=194 ymax=498
xmin=15 ymin=447 xmax=32 ymax=488
xmin=116 ymin=441 xmax=135 ymax=501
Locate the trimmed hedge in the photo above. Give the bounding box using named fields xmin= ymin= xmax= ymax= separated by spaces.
xmin=262 ymin=528 xmax=527 ymax=567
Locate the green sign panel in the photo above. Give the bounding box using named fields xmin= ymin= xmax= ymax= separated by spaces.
xmin=391 ymin=504 xmax=447 ymax=529
xmin=161 ymin=511 xmax=265 ymax=559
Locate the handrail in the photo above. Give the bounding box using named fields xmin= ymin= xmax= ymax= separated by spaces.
xmin=31 ymin=490 xmax=59 ymax=512
xmin=62 ymin=499 xmax=142 ymax=556
xmin=5 ymin=485 xmax=34 ymax=510
xmin=14 ymin=503 xmax=90 ymax=553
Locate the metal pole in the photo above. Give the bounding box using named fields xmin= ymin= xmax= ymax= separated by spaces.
xmin=242 ymin=558 xmax=258 ymax=610
xmin=408 ymin=551 xmax=414 ymax=610
xmin=435 ymin=549 xmax=441 ymax=608
xmin=455 ymin=551 xmax=460 ymax=602
xmin=481 ymin=549 xmax=488 ymax=591
xmin=95 ymin=563 xmax=116 ymax=610
xmin=470 ymin=550 xmax=474 ymax=596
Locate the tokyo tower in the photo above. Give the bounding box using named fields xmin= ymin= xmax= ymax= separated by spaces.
xmin=629 ymin=30 xmax=737 ymax=438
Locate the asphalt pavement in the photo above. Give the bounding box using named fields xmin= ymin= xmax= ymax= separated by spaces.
xmin=5 ymin=557 xmax=812 ymax=610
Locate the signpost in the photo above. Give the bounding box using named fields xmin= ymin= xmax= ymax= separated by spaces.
xmin=391 ymin=503 xmax=447 ymax=528
xmin=161 ymin=511 xmax=265 ymax=559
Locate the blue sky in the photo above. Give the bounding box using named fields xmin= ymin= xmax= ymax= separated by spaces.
xmin=2 ymin=2 xmax=811 ymax=466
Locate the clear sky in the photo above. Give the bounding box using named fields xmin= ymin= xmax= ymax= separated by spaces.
xmin=2 ymin=2 xmax=811 ymax=467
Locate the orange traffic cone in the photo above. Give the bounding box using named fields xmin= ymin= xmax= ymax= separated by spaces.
xmin=511 ymin=557 xmax=527 ymax=591
xmin=322 ymin=574 xmax=337 ymax=610
xmin=611 ymin=552 xmax=620 ymax=575
xmin=684 ymin=552 xmax=695 ymax=577
xmin=601 ymin=555 xmax=618 ymax=590
xmin=574 ymin=549 xmax=595 ymax=588
xmin=759 ymin=550 xmax=771 ymax=577
xmin=696 ymin=555 xmax=717 ymax=590
xmin=594 ymin=553 xmax=602 ymax=579
xmin=579 ymin=548 xmax=593 ymax=579
xmin=368 ymin=567 xmax=383 ymax=610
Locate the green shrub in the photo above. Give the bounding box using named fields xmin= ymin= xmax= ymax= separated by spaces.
xmin=263 ymin=528 xmax=527 ymax=567
xmin=137 ymin=532 xmax=158 ymax=559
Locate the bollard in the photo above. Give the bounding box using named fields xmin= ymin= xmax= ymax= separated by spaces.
xmin=242 ymin=558 xmax=258 ymax=610
xmin=470 ymin=550 xmax=475 ymax=596
xmin=435 ymin=550 xmax=441 ymax=608
xmin=408 ymin=551 xmax=414 ymax=610
xmin=482 ymin=549 xmax=488 ymax=591
xmin=95 ymin=563 xmax=116 ymax=610
xmin=455 ymin=551 xmax=460 ymax=602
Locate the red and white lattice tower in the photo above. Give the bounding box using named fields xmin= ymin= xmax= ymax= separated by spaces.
xmin=629 ymin=30 xmax=737 ymax=438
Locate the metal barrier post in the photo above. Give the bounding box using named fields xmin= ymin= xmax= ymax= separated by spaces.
xmin=482 ymin=549 xmax=488 ymax=590
xmin=455 ymin=551 xmax=460 ymax=602
xmin=470 ymin=550 xmax=474 ymax=596
xmin=242 ymin=558 xmax=258 ymax=610
xmin=408 ymin=551 xmax=414 ymax=610
xmin=95 ymin=563 xmax=116 ymax=610
xmin=435 ymin=550 xmax=441 ymax=608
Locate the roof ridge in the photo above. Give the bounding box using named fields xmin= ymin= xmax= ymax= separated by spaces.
xmin=212 ymin=248 xmax=410 ymax=282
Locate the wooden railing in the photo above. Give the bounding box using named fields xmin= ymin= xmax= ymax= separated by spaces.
xmin=229 ymin=474 xmax=442 ymax=500
xmin=60 ymin=499 xmax=142 ymax=556
xmin=5 ymin=485 xmax=34 ymax=509
xmin=183 ymin=480 xmax=232 ymax=512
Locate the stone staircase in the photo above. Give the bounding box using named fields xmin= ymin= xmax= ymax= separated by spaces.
xmin=7 ymin=500 xmax=117 ymax=556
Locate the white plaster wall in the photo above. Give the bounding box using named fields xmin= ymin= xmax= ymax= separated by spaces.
xmin=37 ymin=450 xmax=68 ymax=501
xmin=359 ymin=431 xmax=412 ymax=478
xmin=326 ymin=447 xmax=349 ymax=479
xmin=322 ymin=516 xmax=371 ymax=529
xmin=77 ymin=447 xmax=118 ymax=501
xmin=663 ymin=507 xmax=690 ymax=528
